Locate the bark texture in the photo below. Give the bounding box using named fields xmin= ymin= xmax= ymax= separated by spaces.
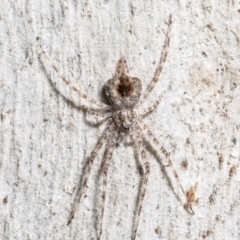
xmin=0 ymin=1 xmax=240 ymax=239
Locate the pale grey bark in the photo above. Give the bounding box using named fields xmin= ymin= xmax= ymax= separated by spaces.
xmin=0 ymin=1 xmax=240 ymax=240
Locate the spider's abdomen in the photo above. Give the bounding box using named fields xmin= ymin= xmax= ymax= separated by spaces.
xmin=113 ymin=109 xmax=137 ymax=131
xmin=105 ymin=73 xmax=142 ymax=109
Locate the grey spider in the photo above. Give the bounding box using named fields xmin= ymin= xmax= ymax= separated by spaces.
xmin=40 ymin=15 xmax=194 ymax=240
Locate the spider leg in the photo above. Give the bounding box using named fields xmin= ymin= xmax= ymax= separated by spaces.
xmin=40 ymin=47 xmax=111 ymax=110
xmin=82 ymin=104 xmax=112 ymax=118
xmin=138 ymin=119 xmax=192 ymax=212
xmin=139 ymin=91 xmax=166 ymax=117
xmin=132 ymin=127 xmax=150 ymax=240
xmin=98 ymin=131 xmax=118 ymax=240
xmin=138 ymin=15 xmax=172 ymax=105
xmin=116 ymin=55 xmax=129 ymax=77
xmin=67 ymin=123 xmax=114 ymax=226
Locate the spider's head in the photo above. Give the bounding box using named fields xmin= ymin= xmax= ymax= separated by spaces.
xmin=105 ymin=57 xmax=142 ymax=109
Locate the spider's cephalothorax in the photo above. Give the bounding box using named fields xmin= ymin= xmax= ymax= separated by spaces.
xmin=105 ymin=73 xmax=142 ymax=109
xmin=105 ymin=65 xmax=142 ymax=131
xmin=41 ymin=15 xmax=195 ymax=240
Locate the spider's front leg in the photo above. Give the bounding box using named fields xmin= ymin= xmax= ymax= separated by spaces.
xmin=67 ymin=123 xmax=114 ymax=226
xmin=138 ymin=14 xmax=172 ymax=105
xmin=39 ymin=46 xmax=111 ymax=111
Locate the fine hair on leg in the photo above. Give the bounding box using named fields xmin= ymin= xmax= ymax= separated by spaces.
xmin=67 ymin=123 xmax=114 ymax=225
xmin=131 ymin=127 xmax=150 ymax=240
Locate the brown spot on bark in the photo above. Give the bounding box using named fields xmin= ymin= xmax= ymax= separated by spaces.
xmin=229 ymin=164 xmax=237 ymax=177
xmin=3 ymin=195 xmax=8 ymax=205
xmin=180 ymin=160 xmax=188 ymax=170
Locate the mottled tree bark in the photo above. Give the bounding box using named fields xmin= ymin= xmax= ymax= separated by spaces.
xmin=0 ymin=1 xmax=239 ymax=239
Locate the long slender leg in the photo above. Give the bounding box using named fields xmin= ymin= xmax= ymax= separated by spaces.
xmin=98 ymin=131 xmax=118 ymax=240
xmin=40 ymin=47 xmax=111 ymax=109
xmin=132 ymin=127 xmax=150 ymax=240
xmin=138 ymin=15 xmax=172 ymax=105
xmin=116 ymin=56 xmax=129 ymax=77
xmin=67 ymin=123 xmax=113 ymax=225
xmin=139 ymin=91 xmax=165 ymax=117
xmin=82 ymin=104 xmax=112 ymax=118
xmin=138 ymin=119 xmax=194 ymax=214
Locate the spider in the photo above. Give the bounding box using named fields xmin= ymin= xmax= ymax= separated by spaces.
xmin=40 ymin=15 xmax=194 ymax=240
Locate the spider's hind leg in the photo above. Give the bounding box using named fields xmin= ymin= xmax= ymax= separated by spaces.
xmin=98 ymin=131 xmax=118 ymax=240
xmin=67 ymin=123 xmax=113 ymax=226
xmin=138 ymin=119 xmax=193 ymax=213
xmin=131 ymin=127 xmax=150 ymax=240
